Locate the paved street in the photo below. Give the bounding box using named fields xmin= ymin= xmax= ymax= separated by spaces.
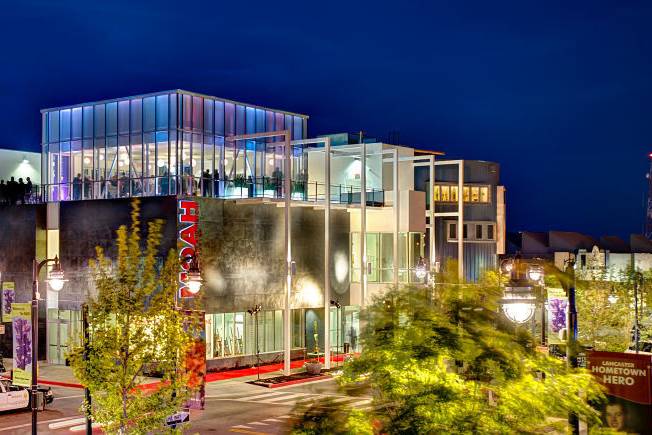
xmin=0 ymin=378 xmax=372 ymax=434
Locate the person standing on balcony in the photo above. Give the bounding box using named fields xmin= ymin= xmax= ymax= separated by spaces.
xmin=25 ymin=177 xmax=33 ymax=203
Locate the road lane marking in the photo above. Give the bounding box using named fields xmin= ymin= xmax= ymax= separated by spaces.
xmin=48 ymin=417 xmax=87 ymax=429
xmin=263 ymin=418 xmax=283 ymax=422
xmin=259 ymin=393 xmax=308 ymax=403
xmin=0 ymin=415 xmax=84 ymax=432
xmin=54 ymin=394 xmax=85 ymax=400
xmin=243 ymin=391 xmax=291 ymax=401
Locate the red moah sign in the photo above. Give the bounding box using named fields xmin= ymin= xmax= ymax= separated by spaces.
xmin=178 ymin=199 xmax=199 ymax=298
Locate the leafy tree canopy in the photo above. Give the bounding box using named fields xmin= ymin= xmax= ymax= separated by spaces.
xmin=68 ymin=199 xmax=197 ymax=434
xmin=294 ymin=263 xmax=605 ymax=434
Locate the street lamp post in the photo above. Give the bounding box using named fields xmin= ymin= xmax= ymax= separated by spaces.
xmin=31 ymin=256 xmax=65 ymax=435
xmin=330 ymin=300 xmax=341 ymax=367
xmin=632 ymin=271 xmax=643 ymax=354
xmin=247 ymin=304 xmax=262 ymax=380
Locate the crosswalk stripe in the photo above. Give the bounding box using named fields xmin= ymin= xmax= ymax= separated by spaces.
xmin=244 ymin=391 xmax=291 ymax=401
xmin=232 ymin=425 xmax=254 ymax=429
xmin=48 ymin=417 xmax=86 ymax=429
xmin=259 ymin=393 xmax=308 ymax=403
xmin=263 ymin=418 xmax=283 ymax=423
xmin=70 ymin=423 xmax=101 ymax=432
xmin=249 ymin=421 xmax=269 ymax=426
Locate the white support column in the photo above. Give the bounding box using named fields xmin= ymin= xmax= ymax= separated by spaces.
xmin=283 ymin=130 xmax=292 ymax=376
xmin=360 ymin=142 xmax=367 ymax=308
xmin=429 ymin=156 xmax=436 ymax=273
xmin=323 ymin=138 xmax=331 ymax=369
xmin=393 ymin=149 xmax=399 ymax=288
xmin=457 ymin=161 xmax=464 ymax=280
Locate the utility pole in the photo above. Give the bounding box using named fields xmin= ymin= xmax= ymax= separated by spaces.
xmin=563 ymin=258 xmax=579 ymax=435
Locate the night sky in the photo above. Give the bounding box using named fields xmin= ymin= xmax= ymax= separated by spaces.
xmin=2 ymin=1 xmax=651 ymax=238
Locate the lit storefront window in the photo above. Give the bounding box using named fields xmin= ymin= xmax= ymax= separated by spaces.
xmin=350 ymin=232 xmax=425 ymax=283
xmin=433 ymin=184 xmax=490 ymax=204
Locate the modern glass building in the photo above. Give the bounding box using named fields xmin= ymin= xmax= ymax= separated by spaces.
xmin=41 ymin=90 xmax=307 ymax=202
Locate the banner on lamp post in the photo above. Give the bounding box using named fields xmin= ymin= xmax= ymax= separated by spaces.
xmin=2 ymin=282 xmax=15 ymax=322
xmin=546 ymin=287 xmax=567 ymax=344
xmin=587 ymin=351 xmax=652 ymax=433
xmin=11 ymin=303 xmax=32 ymax=387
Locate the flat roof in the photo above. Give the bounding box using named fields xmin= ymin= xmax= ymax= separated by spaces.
xmin=41 ymin=89 xmax=309 ymax=119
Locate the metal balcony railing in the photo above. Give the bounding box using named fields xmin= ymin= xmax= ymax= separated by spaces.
xmin=34 ymin=176 xmax=385 ymax=207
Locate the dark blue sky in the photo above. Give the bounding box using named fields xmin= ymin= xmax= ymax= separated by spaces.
xmin=2 ymin=0 xmax=651 ymax=238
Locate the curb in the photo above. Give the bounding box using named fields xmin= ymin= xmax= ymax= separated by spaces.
xmin=264 ymin=374 xmax=331 ymax=389
xmin=38 ymin=379 xmax=84 ymax=389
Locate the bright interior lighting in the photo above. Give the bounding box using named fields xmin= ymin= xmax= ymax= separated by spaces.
xmin=157 ymin=159 xmax=165 ymax=168
xmin=608 ymin=294 xmax=618 ymax=304
xmin=48 ymin=278 xmax=65 ymax=291
xmin=83 ymin=157 xmax=91 ymax=165
xmin=503 ymin=303 xmax=535 ymax=324
xmin=268 ymin=158 xmax=275 ymax=166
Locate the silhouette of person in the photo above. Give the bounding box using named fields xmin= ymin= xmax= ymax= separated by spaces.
xmin=7 ymin=177 xmax=18 ymax=205
xmin=25 ymin=177 xmax=33 ymax=203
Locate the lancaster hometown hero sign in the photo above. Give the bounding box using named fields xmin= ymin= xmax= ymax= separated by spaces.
xmin=178 ymin=199 xmax=199 ymax=298
xmin=587 ymin=351 xmax=652 ymax=405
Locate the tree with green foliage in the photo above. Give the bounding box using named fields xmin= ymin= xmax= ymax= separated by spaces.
xmin=293 ymin=265 xmax=605 ymax=434
xmin=68 ymin=200 xmax=197 ymax=434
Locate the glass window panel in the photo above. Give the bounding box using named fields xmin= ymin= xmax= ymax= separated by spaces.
xmin=433 ymin=185 xmax=440 ymax=201
xmin=450 ymin=185 xmax=458 ymax=202
xmin=265 ymin=111 xmax=275 ymax=138
xmin=366 ymin=233 xmax=378 ymax=282
xmin=293 ymin=116 xmax=303 ymax=139
xmin=94 ymin=104 xmax=105 ymax=138
xmin=182 ymin=94 xmax=192 ymax=130
xmin=463 ymin=186 xmax=470 ymax=202
xmin=224 ymin=313 xmax=234 ymax=356
xmin=256 ymin=108 xmax=265 ymax=132
xmin=264 ymin=311 xmax=274 ymax=353
xmin=130 ymin=134 xmax=143 ymax=179
xmin=476 ymin=224 xmax=483 ymax=239
xmin=246 ymin=107 xmax=255 ymax=134
xmin=143 ymin=97 xmax=155 ymax=132
xmin=105 ymin=137 xmax=118 ymax=198
xmin=480 ymin=186 xmax=489 ymax=203
xmin=463 ymin=224 xmax=468 ymax=239
xmin=471 ymin=186 xmax=480 ymax=202
xmin=169 ymin=93 xmax=177 ymax=129
xmin=155 ymin=133 xmax=169 ymax=195
xmin=71 ymin=107 xmax=82 ymax=140
xmin=118 ymin=100 xmax=130 ymax=135
xmin=106 ymin=102 xmax=117 ymax=136
xmin=225 ymin=103 xmax=235 ymax=136
xmin=202 ymin=137 xmax=214 ymax=197
xmin=234 ymin=312 xmax=245 ymax=355
xmin=398 ymin=233 xmax=408 ymax=269
xmin=380 ymin=233 xmax=394 ymax=283
xmin=235 ymin=105 xmax=245 ymax=135
xmin=285 ymin=114 xmax=292 ymax=136
xmin=449 ymin=223 xmax=457 ymax=240
xmin=82 ymin=106 xmax=93 ymax=139
xmin=440 ymin=185 xmax=450 ymax=202
xmin=487 ymin=224 xmax=494 ymax=240
xmin=215 ymin=100 xmax=225 ymax=136
xmin=215 ymin=136 xmax=225 ymax=180
xmin=48 ymin=111 xmax=60 ymax=142
xmin=192 ymin=133 xmax=202 ymax=178
xmin=117 ymin=135 xmax=130 ymax=197
xmin=274 ymin=112 xmax=284 ymax=132
xmin=203 ymin=99 xmax=214 ymax=134
xmin=144 ymin=133 xmax=157 ymax=195
xmin=192 ymin=96 xmax=202 ymax=131
xmin=351 ymin=233 xmax=360 ymax=282
xmin=274 ymin=310 xmax=283 ymax=351
xmin=42 ymin=113 xmax=48 ymax=144
xmin=93 ymin=138 xmax=105 ymax=198
xmin=60 ymin=109 xmax=71 ymax=141
xmin=156 ymin=94 xmax=169 ymax=130
xmin=130 ymin=98 xmax=142 ymax=133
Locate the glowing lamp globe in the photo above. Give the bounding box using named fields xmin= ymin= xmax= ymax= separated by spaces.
xmin=503 ymin=302 xmax=536 ymax=324
xmin=47 ymin=259 xmax=66 ymax=291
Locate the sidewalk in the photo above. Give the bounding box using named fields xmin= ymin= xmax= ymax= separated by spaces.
xmin=2 ymin=356 xmax=346 ymax=389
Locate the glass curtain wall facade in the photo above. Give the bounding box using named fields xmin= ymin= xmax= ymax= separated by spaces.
xmin=350 ymin=232 xmax=425 ymax=283
xmin=41 ymin=90 xmax=307 ymax=202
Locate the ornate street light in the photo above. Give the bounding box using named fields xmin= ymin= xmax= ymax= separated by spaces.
xmin=501 ymin=287 xmax=537 ymax=324
xmin=31 ymin=255 xmax=66 ymax=434
xmin=527 ymin=264 xmax=544 ymax=283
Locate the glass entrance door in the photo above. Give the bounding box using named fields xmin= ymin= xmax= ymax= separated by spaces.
xmin=47 ymin=309 xmax=81 ymax=365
